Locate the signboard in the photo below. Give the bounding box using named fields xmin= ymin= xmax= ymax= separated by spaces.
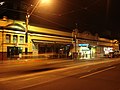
xmin=79 ymin=44 xmax=89 ymax=47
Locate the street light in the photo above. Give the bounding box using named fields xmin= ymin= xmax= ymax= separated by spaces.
xmin=72 ymin=28 xmax=78 ymax=59
xmin=25 ymin=0 xmax=51 ymax=54
xmin=41 ymin=0 xmax=51 ymax=4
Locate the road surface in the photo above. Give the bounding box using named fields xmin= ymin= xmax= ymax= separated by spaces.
xmin=0 ymin=58 xmax=120 ymax=90
xmin=21 ymin=63 xmax=120 ymax=90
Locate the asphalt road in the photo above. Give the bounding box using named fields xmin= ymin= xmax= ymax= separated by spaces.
xmin=0 ymin=59 xmax=108 ymax=78
xmin=0 ymin=58 xmax=120 ymax=90
xmin=21 ymin=63 xmax=120 ymax=90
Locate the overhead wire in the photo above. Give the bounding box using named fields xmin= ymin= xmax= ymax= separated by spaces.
xmin=0 ymin=0 xmax=105 ymax=31
xmin=0 ymin=8 xmax=71 ymax=30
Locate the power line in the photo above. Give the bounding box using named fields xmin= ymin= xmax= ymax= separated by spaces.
xmin=1 ymin=8 xmax=71 ymax=30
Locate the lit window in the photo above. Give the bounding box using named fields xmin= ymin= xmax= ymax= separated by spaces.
xmin=20 ymin=36 xmax=24 ymax=44
xmin=6 ymin=34 xmax=11 ymax=43
xmin=13 ymin=35 xmax=17 ymax=43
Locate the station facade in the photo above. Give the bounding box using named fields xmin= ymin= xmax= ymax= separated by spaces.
xmin=0 ymin=18 xmax=119 ymax=60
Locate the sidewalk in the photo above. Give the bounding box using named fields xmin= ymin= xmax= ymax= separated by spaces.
xmin=0 ymin=58 xmax=70 ymax=66
xmin=0 ymin=52 xmax=108 ymax=65
xmin=0 ymin=55 xmax=113 ymax=67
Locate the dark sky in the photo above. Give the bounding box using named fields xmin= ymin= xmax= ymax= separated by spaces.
xmin=0 ymin=0 xmax=120 ymax=39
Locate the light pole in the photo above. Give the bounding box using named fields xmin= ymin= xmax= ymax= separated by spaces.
xmin=72 ymin=28 xmax=78 ymax=59
xmin=2 ymin=28 xmax=4 ymax=62
xmin=73 ymin=29 xmax=78 ymax=53
xmin=25 ymin=11 xmax=29 ymax=54
xmin=25 ymin=0 xmax=51 ymax=54
xmin=106 ymin=0 xmax=110 ymax=18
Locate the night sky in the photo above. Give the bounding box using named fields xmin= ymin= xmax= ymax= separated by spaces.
xmin=0 ymin=0 xmax=120 ymax=39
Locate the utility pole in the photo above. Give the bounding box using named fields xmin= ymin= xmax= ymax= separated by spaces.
xmin=72 ymin=23 xmax=78 ymax=59
xmin=25 ymin=10 xmax=29 ymax=54
xmin=2 ymin=28 xmax=4 ymax=62
xmin=25 ymin=0 xmax=40 ymax=54
xmin=106 ymin=0 xmax=110 ymax=21
xmin=106 ymin=0 xmax=109 ymax=16
xmin=25 ymin=0 xmax=51 ymax=54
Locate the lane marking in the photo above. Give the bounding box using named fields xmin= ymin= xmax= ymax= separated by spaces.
xmin=0 ymin=65 xmax=86 ymax=82
xmin=17 ymin=75 xmax=44 ymax=82
xmin=79 ymin=66 xmax=116 ymax=79
xmin=18 ymin=77 xmax=63 ymax=90
xmin=0 ymin=59 xmax=118 ymax=82
xmin=19 ymin=66 xmax=116 ymax=90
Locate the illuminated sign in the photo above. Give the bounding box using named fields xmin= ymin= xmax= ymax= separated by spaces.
xmin=104 ymin=47 xmax=113 ymax=52
xmin=104 ymin=47 xmax=113 ymax=54
xmin=0 ymin=2 xmax=5 ymax=6
xmin=79 ymin=44 xmax=89 ymax=47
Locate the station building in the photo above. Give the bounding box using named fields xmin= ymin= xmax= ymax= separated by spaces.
xmin=0 ymin=18 xmax=119 ymax=60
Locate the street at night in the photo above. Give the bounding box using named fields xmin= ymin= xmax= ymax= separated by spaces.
xmin=0 ymin=0 xmax=120 ymax=90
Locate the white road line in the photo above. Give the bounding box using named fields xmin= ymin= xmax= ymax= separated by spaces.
xmin=0 ymin=60 xmax=117 ymax=82
xmin=18 ymin=75 xmax=44 ymax=82
xmin=0 ymin=64 xmax=86 ymax=82
xmin=18 ymin=66 xmax=116 ymax=89
xmin=18 ymin=77 xmax=63 ymax=90
xmin=79 ymin=66 xmax=116 ymax=79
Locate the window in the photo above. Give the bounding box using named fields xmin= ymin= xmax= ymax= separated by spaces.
xmin=6 ymin=34 xmax=11 ymax=43
xmin=13 ymin=35 xmax=17 ymax=43
xmin=20 ymin=36 xmax=24 ymax=44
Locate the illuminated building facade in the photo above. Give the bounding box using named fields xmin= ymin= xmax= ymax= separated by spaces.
xmin=0 ymin=18 xmax=119 ymax=60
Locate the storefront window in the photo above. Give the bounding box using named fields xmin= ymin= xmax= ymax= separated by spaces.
xmin=78 ymin=44 xmax=96 ymax=59
xmin=6 ymin=34 xmax=11 ymax=43
xmin=20 ymin=36 xmax=24 ymax=44
xmin=104 ymin=47 xmax=113 ymax=54
xmin=13 ymin=35 xmax=17 ymax=43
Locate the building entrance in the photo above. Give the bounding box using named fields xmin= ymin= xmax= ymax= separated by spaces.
xmin=78 ymin=44 xmax=96 ymax=59
xmin=7 ymin=46 xmax=22 ymax=58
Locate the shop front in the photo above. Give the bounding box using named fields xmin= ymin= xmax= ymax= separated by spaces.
xmin=78 ymin=44 xmax=96 ymax=59
xmin=103 ymin=47 xmax=113 ymax=57
xmin=32 ymin=40 xmax=73 ymax=58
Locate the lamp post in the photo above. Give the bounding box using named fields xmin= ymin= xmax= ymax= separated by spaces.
xmin=73 ymin=29 xmax=78 ymax=53
xmin=1 ymin=16 xmax=7 ymax=62
xmin=25 ymin=11 xmax=29 ymax=54
xmin=2 ymin=28 xmax=4 ymax=62
xmin=72 ymin=28 xmax=78 ymax=59
xmin=25 ymin=0 xmax=51 ymax=54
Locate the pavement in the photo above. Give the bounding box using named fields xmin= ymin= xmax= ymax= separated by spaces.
xmin=0 ymin=55 xmax=119 ymax=69
xmin=0 ymin=55 xmax=106 ymax=65
xmin=0 ymin=52 xmax=110 ymax=65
